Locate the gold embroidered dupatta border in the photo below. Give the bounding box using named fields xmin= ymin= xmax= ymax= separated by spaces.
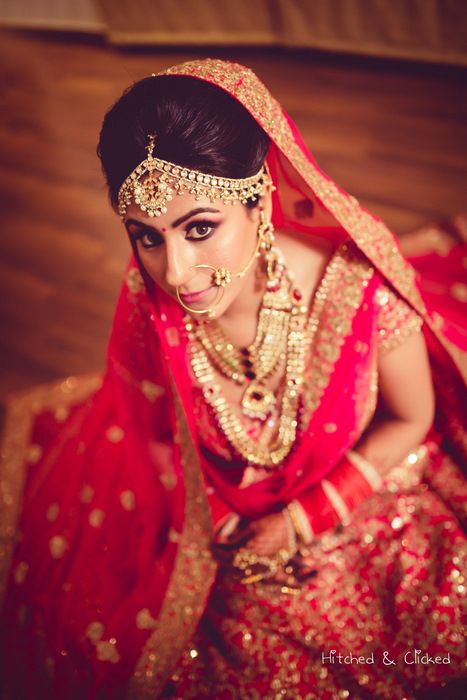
xmin=128 ymin=371 xmax=217 ymax=698
xmin=0 ymin=370 xmax=217 ymax=696
xmin=160 ymin=59 xmax=466 ymax=383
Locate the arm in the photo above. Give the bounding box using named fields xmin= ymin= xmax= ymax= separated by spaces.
xmin=242 ymin=313 xmax=435 ymax=555
xmin=353 ymin=330 xmax=434 ymax=470
xmin=293 ymin=326 xmax=435 ymax=543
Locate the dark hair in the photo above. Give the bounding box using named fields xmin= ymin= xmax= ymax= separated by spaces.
xmin=97 ymin=75 xmax=270 ymax=210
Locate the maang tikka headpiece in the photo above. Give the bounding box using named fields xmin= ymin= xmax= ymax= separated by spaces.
xmin=117 ymin=134 xmax=271 ymax=218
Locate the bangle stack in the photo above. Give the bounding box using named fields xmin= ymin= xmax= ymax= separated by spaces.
xmin=346 ymin=450 xmax=383 ymax=491
xmin=231 ymin=452 xmax=382 ymax=585
xmin=295 ymin=451 xmax=382 ymax=539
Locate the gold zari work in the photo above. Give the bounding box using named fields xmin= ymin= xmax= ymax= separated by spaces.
xmin=376 ymin=286 xmax=423 ymax=354
xmin=128 ymin=373 xmax=217 ymax=699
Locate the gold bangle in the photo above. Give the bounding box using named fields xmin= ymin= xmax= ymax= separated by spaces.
xmin=346 ymin=450 xmax=383 ymax=491
xmin=321 ymin=480 xmax=351 ymax=524
xmin=282 ymin=508 xmax=299 ymax=551
xmin=286 ymin=501 xmax=312 ymax=544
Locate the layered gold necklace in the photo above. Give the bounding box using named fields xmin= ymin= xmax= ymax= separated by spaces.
xmin=184 ymin=246 xmax=311 ymax=468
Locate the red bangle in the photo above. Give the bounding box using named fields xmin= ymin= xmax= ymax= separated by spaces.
xmin=296 ymin=453 xmax=381 ymax=537
xmin=326 ymin=455 xmax=375 ymax=511
xmin=306 ymin=483 xmax=341 ymax=536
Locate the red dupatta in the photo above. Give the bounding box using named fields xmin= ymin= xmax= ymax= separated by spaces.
xmin=0 ymin=58 xmax=465 ymax=700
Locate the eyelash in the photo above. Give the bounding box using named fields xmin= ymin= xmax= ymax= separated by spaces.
xmin=136 ymin=221 xmax=219 ymax=249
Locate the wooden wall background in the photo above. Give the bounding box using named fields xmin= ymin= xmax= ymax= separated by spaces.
xmin=0 ymin=30 xmax=466 ymax=402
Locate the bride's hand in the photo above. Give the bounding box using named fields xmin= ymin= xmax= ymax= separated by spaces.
xmin=212 ymin=512 xmax=290 ymax=561
xmin=242 ymin=511 xmax=292 ymax=557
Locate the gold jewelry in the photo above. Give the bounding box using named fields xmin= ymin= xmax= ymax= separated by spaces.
xmin=193 ymin=246 xmax=289 ymax=419
xmin=184 ymin=250 xmax=311 ymax=465
xmin=232 ymin=546 xmax=295 ymax=585
xmin=286 ymin=501 xmax=311 ymax=545
xmin=175 ymin=273 xmax=226 ymax=317
xmin=118 ymin=134 xmax=271 ymax=218
xmin=189 ymin=213 xmax=292 ymax=419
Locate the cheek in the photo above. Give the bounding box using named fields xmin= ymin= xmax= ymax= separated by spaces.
xmin=214 ymin=215 xmax=256 ymax=265
xmin=136 ymin=249 xmax=164 ymax=284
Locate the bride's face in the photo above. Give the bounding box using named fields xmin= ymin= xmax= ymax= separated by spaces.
xmin=124 ymin=189 xmax=263 ymax=318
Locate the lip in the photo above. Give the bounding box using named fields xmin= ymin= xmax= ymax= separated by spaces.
xmin=179 ymin=286 xmax=213 ymax=303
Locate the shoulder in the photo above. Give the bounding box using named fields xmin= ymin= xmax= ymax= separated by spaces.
xmin=275 ymin=227 xmax=338 ymax=272
xmin=278 ymin=230 xmax=378 ymax=299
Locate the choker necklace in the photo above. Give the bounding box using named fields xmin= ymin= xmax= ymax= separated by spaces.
xmin=184 ymin=245 xmax=310 ymax=468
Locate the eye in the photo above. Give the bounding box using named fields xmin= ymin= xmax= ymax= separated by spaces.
xmin=139 ymin=230 xmax=162 ymax=249
xmin=186 ymin=221 xmax=218 ymax=241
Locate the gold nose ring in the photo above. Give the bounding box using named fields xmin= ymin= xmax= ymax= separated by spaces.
xmin=175 ymin=264 xmax=226 ymax=316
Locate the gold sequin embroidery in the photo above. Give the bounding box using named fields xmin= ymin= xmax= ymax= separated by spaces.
xmin=85 ymin=621 xmax=105 ymax=643
xmin=376 ymin=286 xmax=423 ymax=355
xmin=46 ymin=503 xmax=60 ymax=522
xmin=13 ymin=561 xmax=28 ymax=585
xmin=27 ymin=444 xmax=43 ymax=464
xmin=88 ymin=508 xmax=105 ymax=528
xmin=141 ymin=380 xmax=165 ymax=402
xmin=126 ymin=267 xmax=145 ymax=295
xmin=120 ymin=489 xmax=136 ymax=511
xmin=49 ymin=535 xmax=68 ymax=559
xmin=136 ymin=608 xmax=158 ymax=630
xmin=96 ymin=640 xmax=121 ymax=664
xmin=79 ymin=484 xmax=94 ymax=504
xmin=105 ymin=426 xmax=125 ymax=443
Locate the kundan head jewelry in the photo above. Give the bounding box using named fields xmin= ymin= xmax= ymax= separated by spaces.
xmin=118 ymin=134 xmax=271 ymax=219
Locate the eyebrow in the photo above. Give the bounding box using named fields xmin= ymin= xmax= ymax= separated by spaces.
xmin=125 ymin=207 xmax=221 ymax=234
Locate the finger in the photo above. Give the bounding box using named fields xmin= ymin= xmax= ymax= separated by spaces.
xmin=293 ymin=561 xmax=319 ymax=581
xmin=216 ymin=529 xmax=253 ymax=550
xmin=211 ymin=544 xmax=236 ymax=566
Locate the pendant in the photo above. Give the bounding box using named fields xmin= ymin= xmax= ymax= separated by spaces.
xmin=241 ymin=383 xmax=276 ymax=421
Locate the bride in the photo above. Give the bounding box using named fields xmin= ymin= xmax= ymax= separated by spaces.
xmin=1 ymin=58 xmax=465 ymax=699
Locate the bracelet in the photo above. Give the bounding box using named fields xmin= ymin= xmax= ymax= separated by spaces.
xmin=321 ymin=479 xmax=351 ymax=525
xmin=346 ymin=450 xmax=383 ymax=491
xmin=232 ymin=510 xmax=299 ymax=585
xmin=282 ymin=507 xmax=299 ymax=551
xmin=232 ymin=547 xmax=294 ymax=585
xmin=286 ymin=501 xmax=312 ymax=544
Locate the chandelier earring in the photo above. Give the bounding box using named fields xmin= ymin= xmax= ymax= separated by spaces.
xmin=258 ymin=209 xmax=275 ymax=253
xmin=257 ymin=210 xmax=284 ymax=288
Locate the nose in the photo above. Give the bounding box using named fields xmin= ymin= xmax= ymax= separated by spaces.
xmin=164 ymin=239 xmax=194 ymax=289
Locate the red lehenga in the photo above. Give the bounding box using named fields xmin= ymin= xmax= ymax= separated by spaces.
xmin=0 ymin=60 xmax=466 ymax=700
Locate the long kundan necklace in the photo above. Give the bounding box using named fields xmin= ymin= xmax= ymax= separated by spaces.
xmin=184 ymin=244 xmax=310 ymax=468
